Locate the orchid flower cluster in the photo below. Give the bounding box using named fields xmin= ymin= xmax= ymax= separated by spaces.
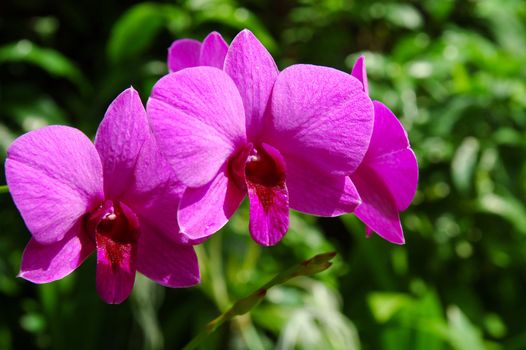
xmin=4 ymin=30 xmax=418 ymax=304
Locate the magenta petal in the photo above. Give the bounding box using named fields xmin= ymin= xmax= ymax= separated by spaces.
xmin=286 ymin=156 xmax=361 ymax=216
xmin=245 ymin=144 xmax=289 ymax=246
xmin=93 ymin=202 xmax=139 ymax=304
xmin=352 ymin=168 xmax=405 ymax=244
xmin=167 ymin=39 xmax=201 ymax=72
xmin=247 ymin=183 xmax=289 ymax=246
xmin=19 ymin=222 xmax=94 ymax=283
xmin=200 ymin=31 xmax=228 ymax=69
xmin=364 ymin=102 xmax=418 ymax=211
xmin=268 ymin=64 xmax=374 ymax=175
xmin=137 ymin=222 xmax=200 ymax=288
xmin=224 ymin=29 xmax=279 ymax=140
xmin=120 ymin=137 xmax=185 ymax=239
xmin=178 ymin=165 xmax=245 ymax=243
xmin=95 ymin=233 xmax=136 ymax=304
xmin=6 ymin=126 xmax=103 ymax=244
xmin=95 ymin=87 xmax=150 ymax=199
xmin=351 ymin=55 xmax=369 ymax=94
xmin=148 ymin=67 xmax=246 ymax=187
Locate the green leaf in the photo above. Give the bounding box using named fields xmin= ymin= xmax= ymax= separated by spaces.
xmin=107 ymin=3 xmax=189 ymax=64
xmin=0 ymin=41 xmax=87 ymax=90
xmin=368 ymin=292 xmax=412 ymax=323
xmin=447 ymin=306 xmax=485 ymax=350
xmin=451 ymin=137 xmax=480 ymax=194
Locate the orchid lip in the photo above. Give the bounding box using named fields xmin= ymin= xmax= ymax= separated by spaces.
xmin=86 ymin=200 xmax=139 ymax=244
xmin=227 ymin=143 xmax=286 ymax=192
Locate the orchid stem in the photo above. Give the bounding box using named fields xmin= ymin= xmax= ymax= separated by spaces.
xmin=182 ymin=251 xmax=337 ymax=350
xmin=0 ymin=185 xmax=8 ymax=194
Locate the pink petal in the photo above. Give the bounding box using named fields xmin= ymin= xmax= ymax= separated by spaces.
xmin=268 ymin=64 xmax=374 ymax=176
xmin=352 ymin=167 xmax=405 ymax=245
xmin=137 ymin=222 xmax=200 ymax=288
xmin=178 ymin=164 xmax=245 ymax=243
xmin=93 ymin=202 xmax=139 ymax=304
xmin=167 ymin=39 xmax=201 ymax=73
xmin=200 ymin=31 xmax=228 ymax=69
xmin=95 ymin=87 xmax=150 ymax=200
xmin=120 ymin=137 xmax=185 ymax=241
xmin=351 ymin=55 xmax=369 ymax=94
xmin=245 ymin=144 xmax=289 ymax=246
xmin=286 ymin=156 xmax=362 ymax=216
xmin=95 ymin=233 xmax=136 ymax=304
xmin=364 ymin=102 xmax=418 ymax=211
xmin=147 ymin=67 xmax=247 ymax=187
xmin=19 ymin=222 xmax=94 ymax=283
xmin=6 ymin=126 xmax=103 ymax=244
xmin=224 ymin=29 xmax=279 ymax=140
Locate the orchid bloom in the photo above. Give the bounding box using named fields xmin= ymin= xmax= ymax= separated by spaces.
xmin=148 ymin=29 xmax=374 ymax=246
xmin=5 ymin=88 xmax=200 ymax=303
xmin=350 ymin=56 xmax=419 ymax=244
xmin=168 ymin=31 xmax=228 ymax=73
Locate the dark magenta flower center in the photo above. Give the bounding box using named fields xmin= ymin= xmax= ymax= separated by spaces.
xmin=228 ymin=144 xmax=286 ymax=212
xmin=86 ymin=200 xmax=139 ymax=270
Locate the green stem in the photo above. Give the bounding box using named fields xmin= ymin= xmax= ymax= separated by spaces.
xmin=208 ymin=234 xmax=230 ymax=311
xmin=0 ymin=185 xmax=8 ymax=194
xmin=182 ymin=251 xmax=337 ymax=350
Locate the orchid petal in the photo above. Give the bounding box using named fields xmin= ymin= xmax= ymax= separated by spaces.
xmin=167 ymin=39 xmax=201 ymax=72
xmin=95 ymin=87 xmax=150 ymax=200
xmin=351 ymin=55 xmax=369 ymax=94
xmin=137 ymin=222 xmax=200 ymax=288
xmin=200 ymin=31 xmax=228 ymax=69
xmin=224 ymin=29 xmax=279 ymax=140
xmin=148 ymin=67 xmax=246 ymax=187
xmin=19 ymin=222 xmax=94 ymax=283
xmin=352 ymin=167 xmax=405 ymax=244
xmin=6 ymin=126 xmax=103 ymax=244
xmin=94 ymin=202 xmax=139 ymax=304
xmin=286 ymin=156 xmax=361 ymax=216
xmin=364 ymin=102 xmax=418 ymax=211
xmin=178 ymin=164 xmax=245 ymax=243
xmin=268 ymin=64 xmax=374 ymax=176
xmin=245 ymin=144 xmax=289 ymax=246
xmin=121 ymin=137 xmax=185 ymax=240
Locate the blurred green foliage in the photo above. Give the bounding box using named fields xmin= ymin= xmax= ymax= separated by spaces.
xmin=1 ymin=0 xmax=526 ymax=349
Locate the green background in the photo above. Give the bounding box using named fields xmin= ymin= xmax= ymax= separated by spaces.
xmin=1 ymin=0 xmax=526 ymax=349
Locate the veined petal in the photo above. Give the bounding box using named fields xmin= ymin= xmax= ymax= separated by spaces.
xmin=224 ymin=29 xmax=279 ymax=140
xmin=200 ymin=31 xmax=228 ymax=69
xmin=268 ymin=64 xmax=374 ymax=176
xmin=147 ymin=67 xmax=247 ymax=187
xmin=178 ymin=164 xmax=245 ymax=243
xmin=167 ymin=39 xmax=201 ymax=72
xmin=352 ymin=167 xmax=405 ymax=244
xmin=95 ymin=87 xmax=150 ymax=200
xmin=121 ymin=137 xmax=185 ymax=241
xmin=351 ymin=55 xmax=369 ymax=94
xmin=137 ymin=222 xmax=200 ymax=288
xmin=286 ymin=156 xmax=361 ymax=216
xmin=364 ymin=101 xmax=418 ymax=211
xmin=6 ymin=126 xmax=103 ymax=244
xmin=93 ymin=202 xmax=139 ymax=304
xmin=19 ymin=222 xmax=94 ymax=283
xmin=96 ymin=234 xmax=136 ymax=304
xmin=245 ymin=144 xmax=289 ymax=246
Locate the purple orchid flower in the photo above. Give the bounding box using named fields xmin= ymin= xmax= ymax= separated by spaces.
xmin=168 ymin=31 xmax=229 ymax=73
xmin=350 ymin=56 xmax=419 ymax=244
xmin=148 ymin=29 xmax=374 ymax=246
xmin=5 ymin=88 xmax=200 ymax=304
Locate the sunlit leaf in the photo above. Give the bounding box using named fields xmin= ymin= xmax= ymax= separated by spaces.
xmin=0 ymin=41 xmax=87 ymax=90
xmin=107 ymin=3 xmax=190 ymax=64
